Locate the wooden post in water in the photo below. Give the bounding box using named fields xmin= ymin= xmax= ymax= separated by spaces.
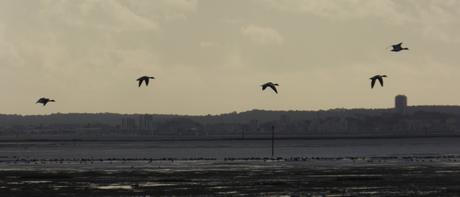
xmin=271 ymin=125 xmax=275 ymax=157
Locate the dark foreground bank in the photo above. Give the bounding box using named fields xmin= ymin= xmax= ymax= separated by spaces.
xmin=1 ymin=160 xmax=460 ymax=197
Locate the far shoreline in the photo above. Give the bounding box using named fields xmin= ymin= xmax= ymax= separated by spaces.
xmin=1 ymin=134 xmax=460 ymax=142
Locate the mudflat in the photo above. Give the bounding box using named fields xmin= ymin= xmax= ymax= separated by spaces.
xmin=1 ymin=160 xmax=460 ymax=196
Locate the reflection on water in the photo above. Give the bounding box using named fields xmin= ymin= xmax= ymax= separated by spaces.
xmin=94 ymin=184 xmax=133 ymax=190
xmin=139 ymin=182 xmax=176 ymax=187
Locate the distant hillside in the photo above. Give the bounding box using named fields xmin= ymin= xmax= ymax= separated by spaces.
xmin=1 ymin=106 xmax=460 ymax=127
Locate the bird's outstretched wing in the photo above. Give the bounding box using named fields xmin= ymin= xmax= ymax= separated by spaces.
xmin=377 ymin=77 xmax=384 ymax=87
xmin=36 ymin=98 xmax=44 ymax=103
xmin=371 ymin=79 xmax=376 ymax=88
xmin=262 ymin=84 xmax=268 ymax=90
xmin=269 ymin=85 xmax=278 ymax=93
xmin=138 ymin=79 xmax=143 ymax=87
xmin=145 ymin=79 xmax=149 ymax=86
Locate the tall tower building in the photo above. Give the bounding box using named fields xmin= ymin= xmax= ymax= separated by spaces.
xmin=395 ymin=95 xmax=407 ymax=113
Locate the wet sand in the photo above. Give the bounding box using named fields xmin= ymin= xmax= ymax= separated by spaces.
xmin=1 ymin=159 xmax=460 ymax=196
xmin=2 ymin=138 xmax=460 ymax=196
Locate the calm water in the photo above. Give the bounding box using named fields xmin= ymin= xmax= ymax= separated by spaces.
xmin=1 ymin=137 xmax=460 ymax=159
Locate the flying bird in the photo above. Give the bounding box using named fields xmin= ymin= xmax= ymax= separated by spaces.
xmin=36 ymin=97 xmax=55 ymax=106
xmin=137 ymin=76 xmax=155 ymax=87
xmin=261 ymin=82 xmax=279 ymax=94
xmin=390 ymin=42 xmax=409 ymax=52
xmin=370 ymin=75 xmax=387 ymax=88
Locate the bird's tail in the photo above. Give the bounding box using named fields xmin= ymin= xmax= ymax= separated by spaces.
xmin=49 ymin=100 xmax=55 ymax=102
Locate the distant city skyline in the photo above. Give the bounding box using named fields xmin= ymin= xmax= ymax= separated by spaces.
xmin=1 ymin=1 xmax=460 ymax=115
xmin=2 ymin=102 xmax=460 ymax=140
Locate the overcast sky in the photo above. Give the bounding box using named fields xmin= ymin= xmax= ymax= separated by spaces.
xmin=1 ymin=0 xmax=460 ymax=115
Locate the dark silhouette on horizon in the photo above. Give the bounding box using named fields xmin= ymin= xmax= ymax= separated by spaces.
xmin=5 ymin=104 xmax=460 ymax=139
xmin=370 ymin=75 xmax=387 ymax=88
xmin=36 ymin=97 xmax=55 ymax=106
xmin=261 ymin=82 xmax=279 ymax=94
xmin=390 ymin=42 xmax=409 ymax=52
xmin=137 ymin=76 xmax=155 ymax=87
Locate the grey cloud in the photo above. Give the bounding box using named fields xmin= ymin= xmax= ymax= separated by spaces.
xmin=241 ymin=25 xmax=284 ymax=45
xmin=1 ymin=0 xmax=460 ymax=115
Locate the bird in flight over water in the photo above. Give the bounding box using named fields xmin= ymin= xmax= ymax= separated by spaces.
xmin=370 ymin=75 xmax=387 ymax=88
xmin=137 ymin=76 xmax=155 ymax=87
xmin=390 ymin=42 xmax=409 ymax=52
xmin=261 ymin=82 xmax=279 ymax=94
xmin=36 ymin=97 xmax=55 ymax=106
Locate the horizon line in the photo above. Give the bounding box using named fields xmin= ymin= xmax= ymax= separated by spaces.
xmin=3 ymin=105 xmax=460 ymax=117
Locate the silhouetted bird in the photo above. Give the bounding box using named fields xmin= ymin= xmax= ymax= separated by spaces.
xmin=261 ymin=82 xmax=279 ymax=94
xmin=370 ymin=75 xmax=387 ymax=88
xmin=137 ymin=76 xmax=155 ymax=87
xmin=390 ymin=42 xmax=409 ymax=52
xmin=36 ymin=97 xmax=55 ymax=106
